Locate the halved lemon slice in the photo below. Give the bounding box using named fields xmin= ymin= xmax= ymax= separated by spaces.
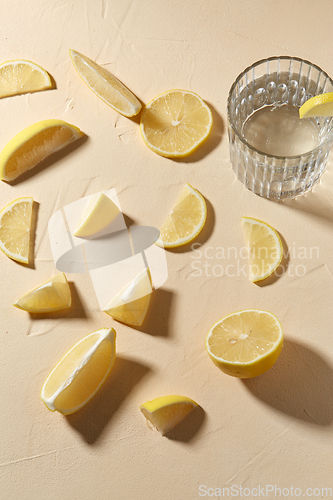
xmin=69 ymin=49 xmax=141 ymax=117
xmin=299 ymin=92 xmax=333 ymax=118
xmin=0 ymin=119 xmax=84 ymax=182
xmin=242 ymin=217 xmax=283 ymax=282
xmin=0 ymin=197 xmax=33 ymax=264
xmin=103 ymin=268 xmax=152 ymax=326
xmin=206 ymin=309 xmax=284 ymax=378
xmin=140 ymin=89 xmax=213 ymax=158
xmin=0 ymin=59 xmax=52 ymax=98
xmin=155 ymin=183 xmax=206 ymax=248
xmin=41 ymin=327 xmax=116 ymax=415
xmin=13 ymin=272 xmax=71 ymax=313
xmin=74 ymin=192 xmax=120 ymax=238
xmin=140 ymin=395 xmax=198 ymax=435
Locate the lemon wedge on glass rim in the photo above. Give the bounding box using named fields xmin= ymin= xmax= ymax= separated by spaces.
xmin=242 ymin=217 xmax=283 ymax=282
xmin=0 ymin=197 xmax=34 ymax=264
xmin=139 ymin=395 xmax=198 ymax=435
xmin=0 ymin=119 xmax=84 ymax=182
xmin=0 ymin=59 xmax=52 ymax=98
xmin=206 ymin=309 xmax=284 ymax=378
xmin=140 ymin=89 xmax=213 ymax=158
xmin=299 ymin=92 xmax=333 ymax=118
xmin=155 ymin=183 xmax=207 ymax=248
xmin=41 ymin=327 xmax=116 ymax=415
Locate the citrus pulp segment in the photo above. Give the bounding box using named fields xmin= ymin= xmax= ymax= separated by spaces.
xmin=40 ymin=328 xmax=116 ymax=415
xmin=13 ymin=272 xmax=71 ymax=313
xmin=69 ymin=49 xmax=141 ymax=117
xmin=74 ymin=192 xmax=120 ymax=238
xmin=0 ymin=197 xmax=33 ymax=264
xmin=139 ymin=395 xmax=198 ymax=435
xmin=155 ymin=183 xmax=206 ymax=248
xmin=0 ymin=119 xmax=84 ymax=182
xmin=206 ymin=309 xmax=284 ymax=378
xmin=0 ymin=59 xmax=52 ymax=98
xmin=140 ymin=89 xmax=213 ymax=157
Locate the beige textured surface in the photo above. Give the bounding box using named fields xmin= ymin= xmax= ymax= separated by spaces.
xmin=1 ymin=1 xmax=333 ymax=499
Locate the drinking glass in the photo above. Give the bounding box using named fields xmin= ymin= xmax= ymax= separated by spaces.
xmin=227 ymin=56 xmax=333 ymax=199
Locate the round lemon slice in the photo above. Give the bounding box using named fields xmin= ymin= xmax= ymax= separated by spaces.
xmin=13 ymin=272 xmax=71 ymax=313
xmin=206 ymin=309 xmax=284 ymax=378
xmin=139 ymin=395 xmax=198 ymax=435
xmin=69 ymin=49 xmax=141 ymax=117
xmin=0 ymin=119 xmax=84 ymax=182
xmin=140 ymin=89 xmax=213 ymax=158
xmin=155 ymin=183 xmax=207 ymax=248
xmin=0 ymin=59 xmax=52 ymax=98
xmin=41 ymin=328 xmax=116 ymax=415
xmin=0 ymin=197 xmax=34 ymax=264
xmin=242 ymin=217 xmax=283 ymax=282
xmin=299 ymin=92 xmax=333 ymax=118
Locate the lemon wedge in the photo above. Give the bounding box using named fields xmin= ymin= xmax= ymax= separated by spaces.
xmin=0 ymin=119 xmax=84 ymax=182
xmin=299 ymin=92 xmax=333 ymax=118
xmin=74 ymin=193 xmax=120 ymax=238
xmin=69 ymin=49 xmax=141 ymax=117
xmin=103 ymin=268 xmax=152 ymax=326
xmin=206 ymin=309 xmax=284 ymax=378
xmin=140 ymin=395 xmax=198 ymax=435
xmin=41 ymin=327 xmax=116 ymax=415
xmin=0 ymin=197 xmax=33 ymax=264
xmin=242 ymin=217 xmax=283 ymax=282
xmin=0 ymin=59 xmax=52 ymax=98
xmin=13 ymin=272 xmax=71 ymax=313
xmin=155 ymin=183 xmax=206 ymax=248
xmin=140 ymin=89 xmax=212 ymax=158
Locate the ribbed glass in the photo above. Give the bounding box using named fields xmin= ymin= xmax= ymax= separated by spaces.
xmin=227 ymin=56 xmax=333 ymax=199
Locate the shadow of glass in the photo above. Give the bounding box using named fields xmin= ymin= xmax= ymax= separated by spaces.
xmin=7 ymin=134 xmax=88 ymax=185
xmin=29 ymin=281 xmax=88 ymax=320
xmin=164 ymin=405 xmax=206 ymax=443
xmin=165 ymin=195 xmax=215 ymax=254
xmin=255 ymin=230 xmax=289 ymax=287
xmin=66 ymin=356 xmax=151 ymax=444
xmin=242 ymin=339 xmax=333 ymax=426
xmin=135 ymin=288 xmax=174 ymax=337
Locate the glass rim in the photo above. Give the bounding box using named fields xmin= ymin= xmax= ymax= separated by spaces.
xmin=227 ymin=55 xmax=333 ymax=161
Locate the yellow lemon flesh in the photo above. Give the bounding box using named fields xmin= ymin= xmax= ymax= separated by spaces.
xmin=41 ymin=328 xmax=116 ymax=415
xmin=0 ymin=59 xmax=52 ymax=98
xmin=155 ymin=183 xmax=206 ymax=248
xmin=140 ymin=89 xmax=212 ymax=158
xmin=140 ymin=395 xmax=198 ymax=435
xmin=13 ymin=272 xmax=71 ymax=313
xmin=0 ymin=197 xmax=33 ymax=264
xmin=0 ymin=119 xmax=84 ymax=182
xmin=103 ymin=268 xmax=152 ymax=326
xmin=74 ymin=192 xmax=120 ymax=238
xmin=299 ymin=92 xmax=333 ymax=118
xmin=206 ymin=309 xmax=283 ymax=378
xmin=69 ymin=49 xmax=141 ymax=117
xmin=242 ymin=217 xmax=283 ymax=282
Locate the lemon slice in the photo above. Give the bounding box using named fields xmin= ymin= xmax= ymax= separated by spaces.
xmin=74 ymin=192 xmax=120 ymax=238
xmin=41 ymin=327 xmax=116 ymax=415
xmin=140 ymin=89 xmax=213 ymax=158
xmin=0 ymin=59 xmax=52 ymax=98
xmin=155 ymin=183 xmax=206 ymax=248
xmin=103 ymin=268 xmax=152 ymax=326
xmin=299 ymin=92 xmax=333 ymax=118
xmin=0 ymin=197 xmax=33 ymax=264
xmin=206 ymin=309 xmax=284 ymax=378
xmin=139 ymin=395 xmax=198 ymax=435
xmin=242 ymin=217 xmax=283 ymax=282
xmin=69 ymin=49 xmax=141 ymax=117
xmin=13 ymin=272 xmax=71 ymax=313
xmin=0 ymin=119 xmax=84 ymax=182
